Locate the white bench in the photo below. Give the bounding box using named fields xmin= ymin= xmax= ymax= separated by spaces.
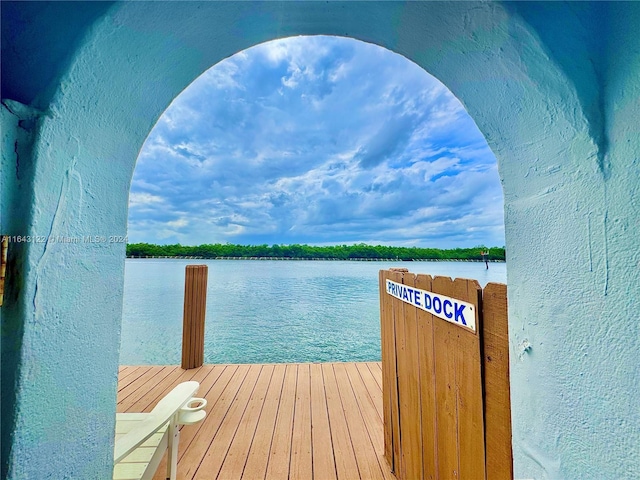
xmin=114 ymin=381 xmax=206 ymax=480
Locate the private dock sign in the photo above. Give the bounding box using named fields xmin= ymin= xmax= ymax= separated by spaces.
xmin=385 ymin=279 xmax=476 ymax=332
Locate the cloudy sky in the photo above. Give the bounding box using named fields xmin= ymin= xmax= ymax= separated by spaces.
xmin=128 ymin=36 xmax=505 ymax=248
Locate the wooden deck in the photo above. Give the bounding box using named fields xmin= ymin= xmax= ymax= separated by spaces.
xmin=117 ymin=362 xmax=394 ymax=480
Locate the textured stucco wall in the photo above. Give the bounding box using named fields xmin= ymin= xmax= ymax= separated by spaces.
xmin=1 ymin=2 xmax=638 ymax=478
xmin=1 ymin=99 xmax=45 ymax=476
xmin=501 ymin=4 xmax=640 ymax=478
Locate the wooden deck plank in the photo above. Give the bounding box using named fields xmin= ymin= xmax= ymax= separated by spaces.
xmin=344 ymin=363 xmax=395 ymax=480
xmin=367 ymin=362 xmax=383 ymax=389
xmin=173 ymin=365 xmax=229 ymax=462
xmin=217 ymin=364 xmax=275 ymax=479
xmin=321 ymin=363 xmax=360 ymax=480
xmin=355 ymin=363 xmax=383 ymax=421
xmin=123 ymin=366 xmax=190 ymax=413
xmin=118 ymin=367 xmax=148 ymax=390
xmin=118 ymin=366 xmax=177 ymax=408
xmin=117 ymin=366 xmax=150 ymax=393
xmin=333 ymin=363 xmax=385 ymax=480
xmin=242 ymin=364 xmax=287 ymax=480
xmin=177 ymin=365 xmax=247 ymax=479
xmin=150 ymin=366 xmax=218 ymax=480
xmin=116 ymin=367 xmax=142 ymax=388
xmin=290 ymin=363 xmax=312 ymax=480
xmin=192 ymin=364 xmax=263 ymax=479
xmin=264 ymin=364 xmax=297 ymax=480
xmin=310 ymin=363 xmax=337 ymax=480
xmin=388 ymin=270 xmax=404 ymax=476
xmin=118 ymin=363 xmax=386 ymax=480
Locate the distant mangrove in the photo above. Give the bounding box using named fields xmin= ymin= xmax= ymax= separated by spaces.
xmin=126 ymin=243 xmax=505 ymax=261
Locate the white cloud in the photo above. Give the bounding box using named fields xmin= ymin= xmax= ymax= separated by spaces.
xmin=166 ymin=218 xmax=188 ymax=228
xmin=129 ymin=192 xmax=164 ymax=207
xmin=128 ymin=36 xmax=505 ymax=248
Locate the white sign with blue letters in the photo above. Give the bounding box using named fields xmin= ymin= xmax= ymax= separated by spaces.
xmin=385 ymin=279 xmax=476 ymax=332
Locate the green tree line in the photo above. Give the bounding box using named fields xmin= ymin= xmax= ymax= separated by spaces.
xmin=126 ymin=242 xmax=505 ymax=261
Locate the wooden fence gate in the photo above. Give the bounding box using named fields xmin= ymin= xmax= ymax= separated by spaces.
xmin=380 ymin=268 xmax=512 ymax=480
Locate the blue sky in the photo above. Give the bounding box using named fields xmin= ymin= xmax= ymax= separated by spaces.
xmin=128 ymin=36 xmax=505 ymax=248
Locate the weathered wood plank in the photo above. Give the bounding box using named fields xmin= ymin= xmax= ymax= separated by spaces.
xmin=396 ymin=272 xmax=423 ymax=480
xmin=432 ymin=277 xmax=460 ymax=480
xmin=415 ymin=273 xmax=438 ymax=480
xmin=483 ymin=283 xmax=513 ymax=480
xmin=453 ymin=279 xmax=485 ymax=480
xmin=379 ymin=270 xmax=394 ymax=468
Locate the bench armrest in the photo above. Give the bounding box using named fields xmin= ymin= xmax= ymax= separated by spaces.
xmin=114 ymin=381 xmax=201 ymax=463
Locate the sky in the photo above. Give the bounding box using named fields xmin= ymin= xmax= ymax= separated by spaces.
xmin=128 ymin=36 xmax=505 ymax=248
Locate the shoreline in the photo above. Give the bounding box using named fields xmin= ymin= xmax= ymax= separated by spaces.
xmin=126 ymin=256 xmax=506 ymax=262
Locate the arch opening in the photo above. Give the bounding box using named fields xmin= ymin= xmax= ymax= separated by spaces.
xmin=121 ymin=35 xmax=505 ymax=366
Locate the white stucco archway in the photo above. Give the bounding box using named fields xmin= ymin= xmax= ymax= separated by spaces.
xmin=2 ymin=2 xmax=638 ymax=478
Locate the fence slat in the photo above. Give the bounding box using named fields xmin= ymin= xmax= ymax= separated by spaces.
xmin=432 ymin=276 xmax=462 ymax=479
xmin=379 ymin=270 xmax=395 ymax=468
xmin=453 ymin=278 xmax=486 ymax=480
xmin=396 ymin=272 xmax=423 ymax=480
xmin=483 ymin=283 xmax=513 ymax=480
xmin=389 ymin=269 xmax=405 ymax=477
xmin=415 ymin=273 xmax=438 ymax=480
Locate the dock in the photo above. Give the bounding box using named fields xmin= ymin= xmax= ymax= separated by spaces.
xmin=117 ymin=362 xmax=393 ymax=480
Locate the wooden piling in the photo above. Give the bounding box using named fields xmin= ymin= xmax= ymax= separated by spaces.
xmin=181 ymin=265 xmax=208 ymax=369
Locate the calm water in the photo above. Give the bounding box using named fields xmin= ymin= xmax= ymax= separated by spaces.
xmin=120 ymin=259 xmax=506 ymax=365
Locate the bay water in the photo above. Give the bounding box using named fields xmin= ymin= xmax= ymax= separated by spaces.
xmin=120 ymin=259 xmax=506 ymax=365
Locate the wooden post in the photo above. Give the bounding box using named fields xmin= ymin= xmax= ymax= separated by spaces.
xmin=181 ymin=265 xmax=208 ymax=369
